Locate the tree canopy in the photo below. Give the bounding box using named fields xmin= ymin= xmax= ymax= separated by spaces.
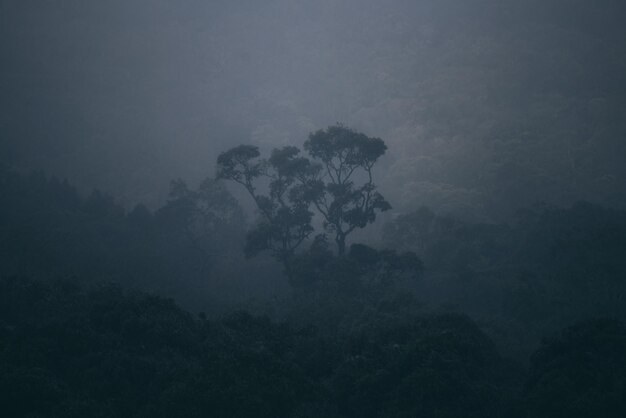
xmin=216 ymin=125 xmax=391 ymax=265
xmin=304 ymin=125 xmax=391 ymax=255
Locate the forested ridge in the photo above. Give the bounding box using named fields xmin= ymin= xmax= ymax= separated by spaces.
xmin=2 ymin=167 xmax=626 ymax=417
xmin=3 ymin=0 xmax=626 ymax=416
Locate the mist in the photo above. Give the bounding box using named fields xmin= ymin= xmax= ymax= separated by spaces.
xmin=3 ymin=0 xmax=625 ymax=215
xmin=2 ymin=1 xmax=626 ymax=417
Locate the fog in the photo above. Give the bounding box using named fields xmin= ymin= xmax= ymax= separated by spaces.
xmin=3 ymin=2 xmax=626 ymax=416
xmin=3 ymin=0 xmax=625 ymax=217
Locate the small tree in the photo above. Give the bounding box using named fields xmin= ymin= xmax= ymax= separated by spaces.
xmin=304 ymin=125 xmax=391 ymax=255
xmin=156 ymin=177 xmax=245 ymax=273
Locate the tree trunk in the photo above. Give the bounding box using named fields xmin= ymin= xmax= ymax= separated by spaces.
xmin=336 ymin=234 xmax=346 ymax=256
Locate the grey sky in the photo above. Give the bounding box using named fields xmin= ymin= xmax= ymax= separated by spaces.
xmin=2 ymin=0 xmax=625 ymax=218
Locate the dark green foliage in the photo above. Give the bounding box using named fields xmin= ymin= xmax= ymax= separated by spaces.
xmin=0 ymin=276 xmax=527 ymax=418
xmin=217 ymin=125 xmax=391 ymax=260
xmin=0 ymin=277 xmax=321 ymax=418
xmin=331 ymin=314 xmax=508 ymax=418
xmin=525 ymin=319 xmax=626 ymax=418
xmin=304 ymin=125 xmax=391 ymax=255
xmin=383 ymin=202 xmax=626 ymax=358
xmin=305 ymin=126 xmax=387 ymax=169
xmin=383 ymin=206 xmax=511 ymax=273
xmin=4 ymin=171 xmax=626 ymax=417
xmin=217 ymin=145 xmax=316 ymax=263
xmin=4 ymin=1 xmax=626 ymax=415
xmin=0 ymin=169 xmax=247 ymax=309
xmin=4 ymin=174 xmax=626 ymax=417
xmin=156 ymin=177 xmax=246 ymax=273
xmin=287 ymin=241 xmax=422 ymax=292
xmin=215 ymin=145 xmax=263 ymax=186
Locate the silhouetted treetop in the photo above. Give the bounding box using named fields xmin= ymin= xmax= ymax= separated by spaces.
xmin=216 ymin=144 xmax=315 ymax=266
xmin=304 ymin=125 xmax=391 ymax=255
xmin=216 ymin=144 xmax=263 ymax=189
xmin=304 ymin=125 xmax=387 ymax=183
xmin=217 ymin=125 xmax=391 ymax=259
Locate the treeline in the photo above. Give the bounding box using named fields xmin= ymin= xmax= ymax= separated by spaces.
xmin=0 ymin=167 xmax=274 ymax=311
xmin=383 ymin=202 xmax=626 ymax=357
xmin=3 ymin=168 xmax=626 ymax=416
xmin=2 ymin=276 xmax=626 ymax=417
xmin=3 ymin=167 xmax=626 ymax=354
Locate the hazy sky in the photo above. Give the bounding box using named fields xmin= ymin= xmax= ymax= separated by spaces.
xmin=2 ymin=0 xmax=625 ymax=217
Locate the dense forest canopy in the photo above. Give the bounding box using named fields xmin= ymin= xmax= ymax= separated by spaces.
xmin=2 ymin=1 xmax=626 ymax=417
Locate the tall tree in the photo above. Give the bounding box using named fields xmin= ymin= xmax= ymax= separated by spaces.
xmin=304 ymin=125 xmax=391 ymax=255
xmin=216 ymin=145 xmax=315 ymax=267
xmin=217 ymin=126 xmax=390 ymax=260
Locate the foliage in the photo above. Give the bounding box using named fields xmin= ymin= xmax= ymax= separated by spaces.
xmin=525 ymin=319 xmax=626 ymax=418
xmin=383 ymin=202 xmax=626 ymax=358
xmin=156 ymin=177 xmax=246 ymax=273
xmin=304 ymin=126 xmax=392 ymax=255
xmin=288 ymin=242 xmax=423 ymax=292
xmin=4 ymin=169 xmax=626 ymax=417
xmin=217 ymin=145 xmax=316 ymax=263
xmin=217 ymin=125 xmax=391 ymax=261
xmin=0 ymin=276 xmax=522 ymax=418
xmin=0 ymin=169 xmax=248 ymax=309
xmin=0 ymin=277 xmax=322 ymax=418
xmin=330 ymin=314 xmax=510 ymax=418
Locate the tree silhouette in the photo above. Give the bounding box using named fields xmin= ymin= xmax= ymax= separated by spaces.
xmin=157 ymin=177 xmax=245 ymax=273
xmin=217 ymin=126 xmax=390 ymax=262
xmin=216 ymin=145 xmax=316 ymax=268
xmin=304 ymin=125 xmax=391 ymax=255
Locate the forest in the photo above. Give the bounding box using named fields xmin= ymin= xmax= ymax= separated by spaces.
xmin=2 ymin=0 xmax=626 ymax=417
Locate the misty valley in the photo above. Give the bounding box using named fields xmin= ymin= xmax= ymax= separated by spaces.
xmin=2 ymin=1 xmax=626 ymax=417
xmin=2 ymin=133 xmax=626 ymax=417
